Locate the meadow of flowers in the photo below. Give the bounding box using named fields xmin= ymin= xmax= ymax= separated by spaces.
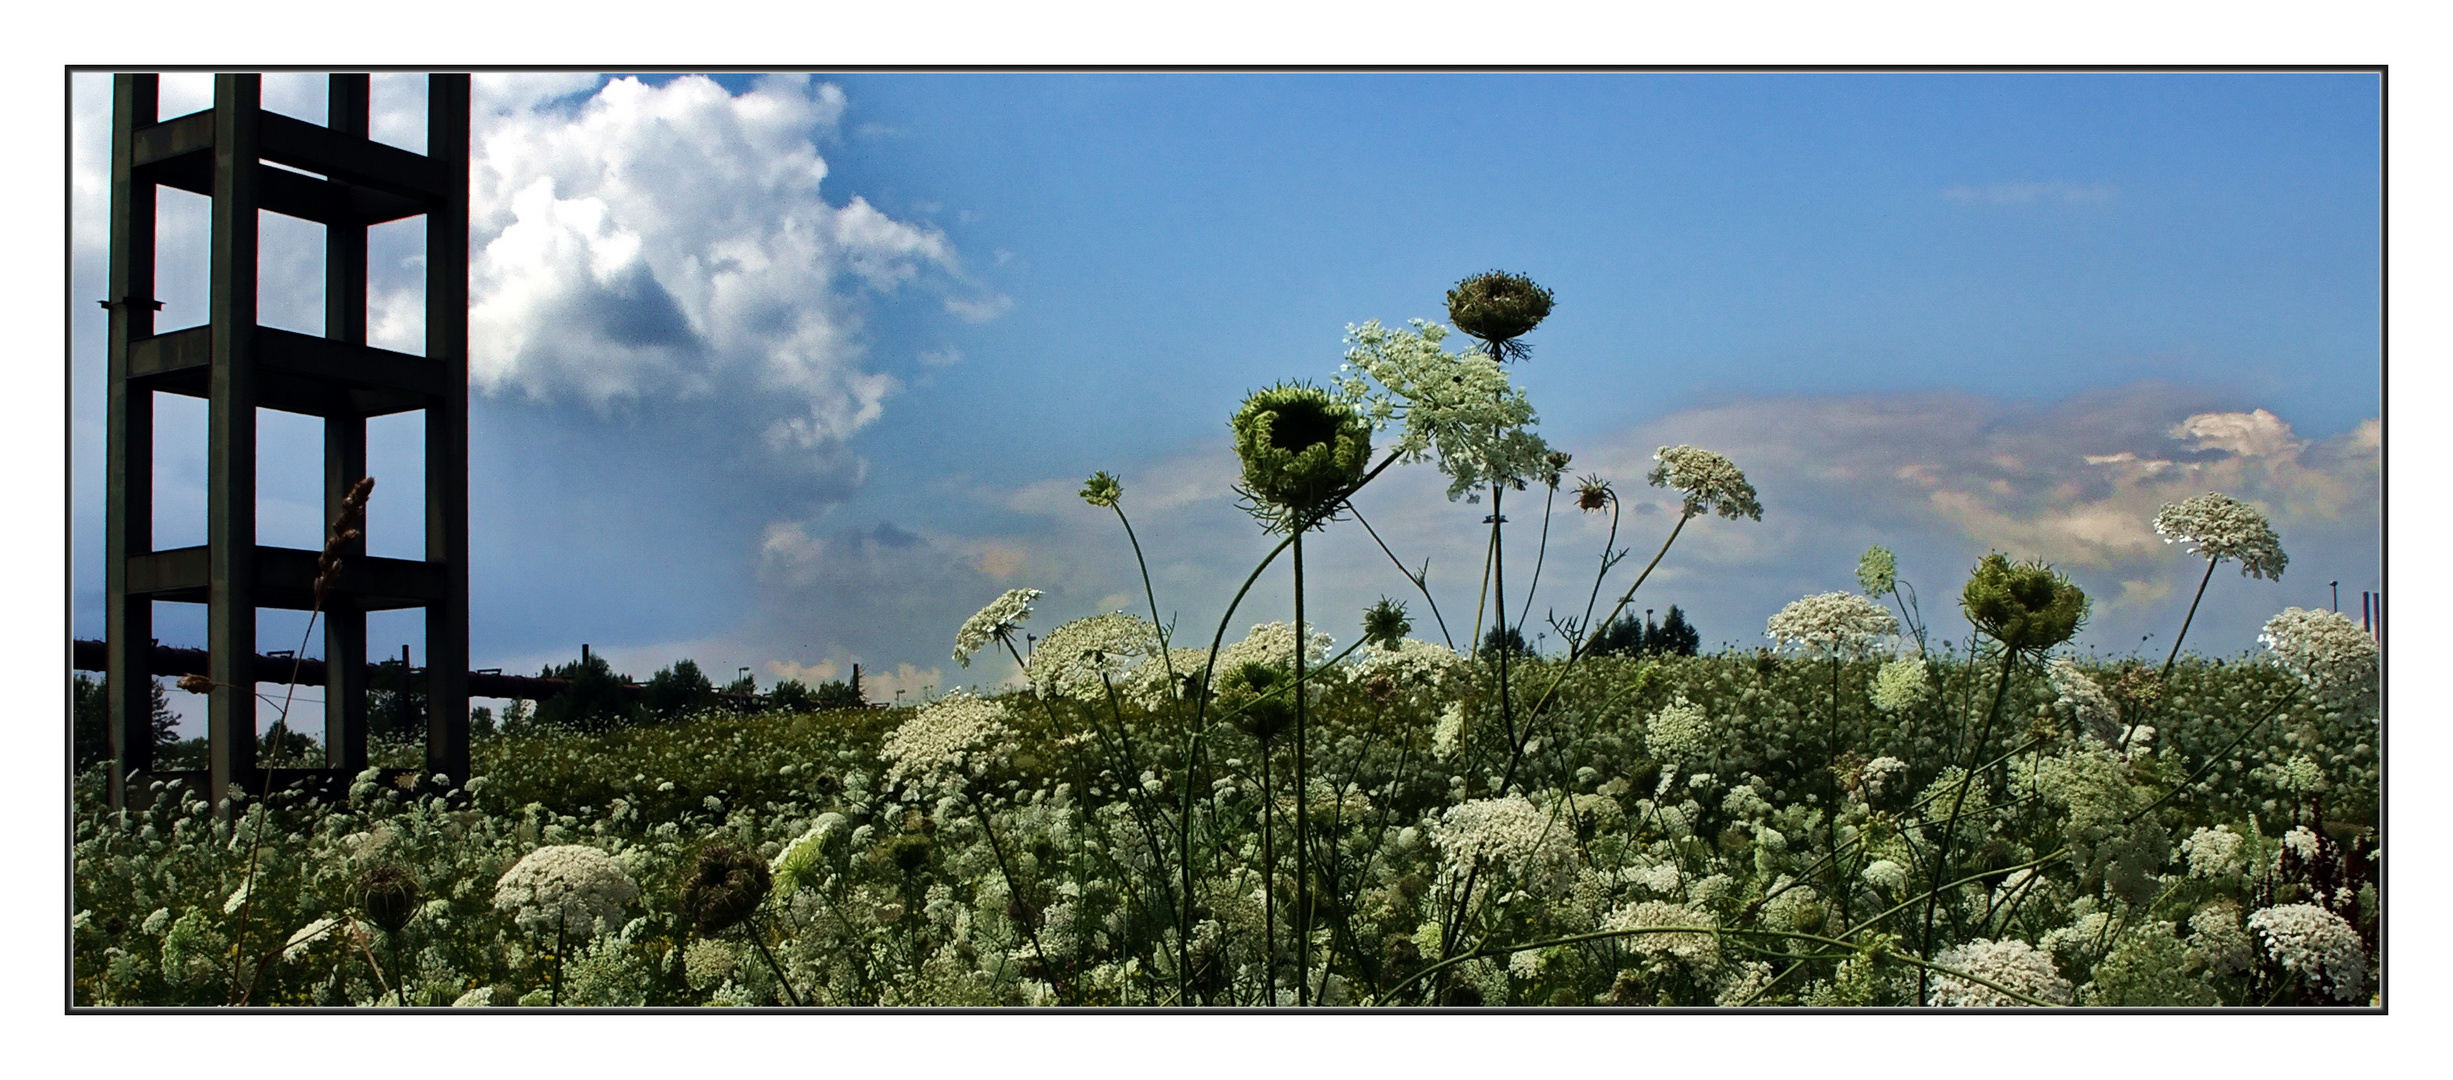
xmin=69 ymin=274 xmax=2381 ymax=1008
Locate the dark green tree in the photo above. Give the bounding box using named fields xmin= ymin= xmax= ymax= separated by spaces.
xmin=1653 ymin=605 xmax=1701 ymax=657
xmin=367 ymin=657 xmax=429 ymax=741
xmin=640 ymin=659 xmax=716 ymax=722
xmin=533 ymin=652 xmax=638 ymax=733
xmin=71 ymin=672 xmax=180 ymax=770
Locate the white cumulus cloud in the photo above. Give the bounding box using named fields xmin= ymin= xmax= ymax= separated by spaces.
xmin=467 ymin=73 xmax=969 ymax=472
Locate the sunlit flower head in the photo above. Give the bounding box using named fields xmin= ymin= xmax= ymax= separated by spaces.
xmin=493 ymin=844 xmax=640 ymax=939
xmin=2247 ymin=903 xmax=2368 ymax=1002
xmin=1870 ymin=658 xmax=1931 ymax=713
xmin=1647 ymin=445 xmax=1763 ymax=521
xmin=1960 ymin=553 xmax=2087 ymax=652
xmin=881 ymin=690 xmax=1016 ymax=788
xmin=1645 ymin=695 xmax=1714 ymax=761
xmin=1926 ymin=938 xmax=2073 ymax=1007
xmin=2154 ymin=491 xmax=2287 ymax=580
xmin=953 ymin=588 xmax=1041 ymax=667
xmin=2259 ymin=606 xmax=2378 ymax=711
xmin=1766 ymin=591 xmax=1898 ymax=659
xmin=1079 ymin=471 xmax=1122 ymax=508
xmin=1025 ymin=612 xmax=1163 ymax=702
xmin=1335 ymin=319 xmax=1555 ymax=501
xmin=1856 ymin=546 xmax=1897 ymax=595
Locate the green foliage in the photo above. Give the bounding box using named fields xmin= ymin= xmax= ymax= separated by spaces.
xmin=533 ymin=653 xmax=638 ymax=733
xmin=642 ymin=659 xmax=717 ymax=722
xmin=71 ymin=672 xmax=180 ymax=770
xmin=1229 ymin=382 xmax=1372 ymax=525
xmin=1962 ymin=553 xmax=2088 ymax=653
xmin=70 ymin=651 xmax=2370 ymax=1008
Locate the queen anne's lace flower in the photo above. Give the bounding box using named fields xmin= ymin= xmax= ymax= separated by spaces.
xmin=1766 ymin=592 xmax=1899 ymax=658
xmin=1026 ymin=612 xmax=1163 ymax=702
xmin=2047 ymin=657 xmax=2122 ymax=746
xmin=1926 ymin=938 xmax=2073 ymax=1006
xmin=1645 ymin=695 xmax=1714 ymax=761
xmin=2180 ymin=825 xmax=2248 ymax=879
xmin=2259 ymin=607 xmax=2379 ymax=710
xmin=953 ymin=588 xmax=1041 ymax=667
xmin=1215 ymin=621 xmax=1334 ymax=675
xmin=2154 ymin=491 xmax=2287 ymax=580
xmin=1348 ymin=637 xmax=1467 ymax=698
xmin=493 ymin=844 xmax=640 ymax=939
xmin=2190 ymin=901 xmax=2254 ymax=978
xmin=1433 ymin=794 xmax=1573 ymax=885
xmin=1860 ymin=756 xmax=1910 ymax=801
xmin=1856 ymin=546 xmax=1898 ymax=595
xmin=1335 ymin=319 xmax=1554 ymax=501
xmin=1647 ymin=445 xmax=1763 ymax=521
xmin=1870 ymin=657 xmax=1931 ymax=713
xmin=2247 ymin=903 xmax=2368 ymax=1002
xmin=1605 ymin=900 xmax=1720 ymax=966
xmin=881 ymin=691 xmax=1016 ymax=788
xmin=1860 ymin=859 xmax=1910 ymax=892
xmin=1432 ymin=700 xmax=1467 ymax=759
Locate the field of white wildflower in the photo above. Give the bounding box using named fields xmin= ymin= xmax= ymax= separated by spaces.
xmin=70 ymin=273 xmax=2380 ymax=1008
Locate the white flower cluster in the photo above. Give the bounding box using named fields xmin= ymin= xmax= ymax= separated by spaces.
xmin=1860 ymin=756 xmax=1910 ymax=801
xmin=1335 ymin=318 xmax=1555 ymax=500
xmin=2246 ymin=903 xmax=2368 ymax=1002
xmin=1432 ymin=700 xmax=1467 ymax=760
xmin=1766 ymin=591 xmax=1899 ymax=659
xmin=771 ymin=812 xmax=848 ymax=899
xmin=1869 ymin=657 xmax=1931 ymax=713
xmin=492 ymin=844 xmax=641 ymax=939
xmin=2179 ymin=825 xmax=2248 ymax=879
xmin=1215 ymin=620 xmax=1335 ymax=675
xmin=881 ymin=691 xmax=1017 ymax=788
xmin=2153 ymin=491 xmax=2287 ymax=580
xmin=1647 ymin=445 xmax=1764 ymax=521
xmin=2047 ymin=657 xmax=2123 ymax=746
xmin=2279 ymin=825 xmax=2323 ymax=863
xmin=1860 ymin=859 xmax=1910 ymax=892
xmin=953 ymin=588 xmax=1041 ymax=667
xmin=1347 ymin=637 xmax=1467 ymax=699
xmin=1433 ymin=794 xmax=1572 ymax=885
xmin=1645 ymin=695 xmax=1714 ymax=761
xmin=1925 ymin=938 xmax=2073 ymax=1007
xmin=2259 ymin=607 xmax=2379 ymax=711
xmin=2189 ymin=902 xmax=2255 ymax=978
xmin=1605 ymin=900 xmax=1720 ymax=966
xmin=1025 ymin=612 xmax=1162 ymax=702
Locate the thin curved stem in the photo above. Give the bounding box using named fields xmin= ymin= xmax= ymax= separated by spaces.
xmin=1916 ymin=644 xmax=2022 ymax=995
xmin=1344 ymin=500 xmax=1455 ymax=650
xmin=2162 ymin=555 xmax=2222 ymax=679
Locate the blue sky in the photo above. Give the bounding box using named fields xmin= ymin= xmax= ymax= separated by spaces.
xmin=67 ymin=70 xmax=2382 ymax=726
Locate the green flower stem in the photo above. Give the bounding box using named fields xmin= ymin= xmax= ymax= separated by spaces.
xmin=1916 ymin=643 xmax=2024 ymax=995
xmin=1515 ymin=479 xmax=1559 ymax=633
xmin=1178 ymin=448 xmax=1405 ymax=999
xmin=1572 ymin=491 xmax=1626 ymax=650
xmin=1106 ymin=499 xmax=1184 ymax=726
xmin=1501 ymin=510 xmax=1693 ymax=792
xmin=1343 ymin=500 xmax=1456 ymax=650
xmin=1292 ymin=525 xmax=1312 ymax=1006
xmin=746 ymin=912 xmax=805 ymax=1006
xmin=2162 ymin=555 xmax=2222 ymax=680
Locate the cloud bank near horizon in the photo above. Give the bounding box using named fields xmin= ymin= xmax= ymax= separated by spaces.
xmin=599 ymin=382 xmax=2375 ymax=699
